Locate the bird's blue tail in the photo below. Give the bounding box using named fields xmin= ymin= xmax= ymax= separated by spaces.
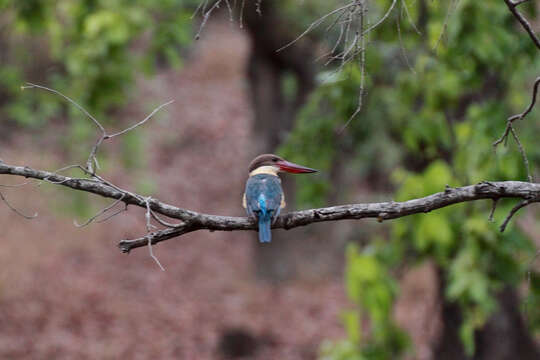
xmin=258 ymin=214 xmax=272 ymax=243
xmin=256 ymin=194 xmax=273 ymax=243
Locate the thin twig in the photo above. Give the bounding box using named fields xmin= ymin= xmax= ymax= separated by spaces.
xmin=224 ymin=0 xmax=233 ymax=22
xmin=493 ymin=76 xmax=539 ymax=181
xmin=434 ymin=0 xmax=459 ymax=51
xmin=239 ymin=0 xmax=246 ymax=28
xmin=362 ymin=0 xmax=398 ymax=36
xmin=488 ymin=198 xmax=498 ymax=222
xmin=24 ymin=83 xmax=173 ymax=176
xmin=150 ymin=209 xmax=184 ymax=228
xmin=508 ymin=76 xmax=540 ymax=122
xmin=195 ymin=0 xmax=224 ymax=40
xmin=275 ymin=1 xmax=395 ymax=125
xmin=147 ymin=234 xmax=165 ymax=271
xmin=144 ymin=197 xmax=165 ymax=271
xmin=41 ymin=165 xmax=96 ymax=185
xmin=74 ymin=194 xmax=126 ymax=227
xmin=95 ymin=204 xmax=128 ymax=223
xmin=339 ymin=2 xmax=367 ymax=133
xmin=401 ymin=0 xmax=421 ymax=35
xmin=0 ymin=191 xmax=38 ymax=219
xmin=0 ymin=180 xmax=34 ymax=188
xmin=22 ymin=83 xmax=105 ymax=134
xmin=397 ymin=6 xmax=416 ymax=74
xmin=504 ymin=0 xmax=540 ymax=49
xmin=494 ymin=76 xmax=540 ymax=148
xmin=18 ymin=83 xmax=178 ymax=269
xmin=509 ymin=125 xmax=533 ymax=182
xmin=106 ymin=100 xmax=174 ymax=138
xmin=276 ymin=2 xmax=358 ymax=53
xmin=500 ymin=198 xmax=538 ymax=232
xmin=191 ymin=0 xmax=207 ymax=20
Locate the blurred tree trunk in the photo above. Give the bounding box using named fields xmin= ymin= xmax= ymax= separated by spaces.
xmin=243 ymin=1 xmax=346 ymax=282
xmin=244 ymin=2 xmax=315 ymax=152
xmin=435 ymin=271 xmax=540 ymax=359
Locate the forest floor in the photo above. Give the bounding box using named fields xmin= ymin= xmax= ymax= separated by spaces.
xmin=0 ymin=20 xmax=349 ymax=360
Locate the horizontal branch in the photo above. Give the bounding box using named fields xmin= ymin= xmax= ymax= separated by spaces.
xmin=0 ymin=161 xmax=198 ymax=221
xmin=1 ymin=161 xmax=539 ymax=253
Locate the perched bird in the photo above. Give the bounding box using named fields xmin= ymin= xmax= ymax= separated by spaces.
xmin=243 ymin=154 xmax=317 ymax=243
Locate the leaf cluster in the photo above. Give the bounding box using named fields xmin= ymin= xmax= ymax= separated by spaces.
xmin=0 ymin=0 xmax=196 ymax=128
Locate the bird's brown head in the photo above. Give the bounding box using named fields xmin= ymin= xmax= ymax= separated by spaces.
xmin=248 ymin=154 xmax=317 ymax=174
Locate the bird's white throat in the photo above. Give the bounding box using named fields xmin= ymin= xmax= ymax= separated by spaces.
xmin=249 ymin=166 xmax=280 ymax=177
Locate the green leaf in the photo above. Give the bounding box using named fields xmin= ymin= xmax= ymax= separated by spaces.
xmin=341 ymin=310 xmax=362 ymax=344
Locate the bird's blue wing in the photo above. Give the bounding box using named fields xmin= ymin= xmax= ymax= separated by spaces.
xmin=245 ymin=174 xmax=282 ymax=220
xmin=245 ymin=174 xmax=283 ymax=243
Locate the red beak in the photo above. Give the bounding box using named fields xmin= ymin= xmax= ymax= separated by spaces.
xmin=276 ymin=160 xmax=318 ymax=174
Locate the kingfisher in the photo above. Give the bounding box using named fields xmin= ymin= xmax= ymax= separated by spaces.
xmin=243 ymin=154 xmax=317 ymax=243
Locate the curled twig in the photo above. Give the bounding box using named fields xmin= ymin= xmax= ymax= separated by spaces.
xmin=0 ymin=191 xmax=38 ymax=219
xmin=494 ymin=76 xmax=540 ymax=148
xmin=493 ymin=76 xmax=539 ymax=182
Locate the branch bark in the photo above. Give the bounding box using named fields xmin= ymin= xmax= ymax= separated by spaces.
xmin=1 ymin=161 xmax=539 ymax=253
xmin=503 ymin=0 xmax=540 ymax=49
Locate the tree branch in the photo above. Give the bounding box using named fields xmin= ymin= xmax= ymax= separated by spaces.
xmin=1 ymin=161 xmax=538 ymax=253
xmin=503 ymin=0 xmax=540 ymax=49
xmin=22 ymin=83 xmax=173 ymax=174
xmin=493 ymin=76 xmax=540 ymax=153
xmin=0 ymin=161 xmax=198 ymax=221
xmin=497 ymin=1 xmax=540 ymax=182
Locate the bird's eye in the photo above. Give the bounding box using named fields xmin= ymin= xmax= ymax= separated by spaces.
xmin=272 ymin=158 xmax=278 ymax=162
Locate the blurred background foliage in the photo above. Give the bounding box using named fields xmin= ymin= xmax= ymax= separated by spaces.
xmin=0 ymin=0 xmax=198 ymax=216
xmin=0 ymin=0 xmax=196 ymax=151
xmin=1 ymin=0 xmax=539 ymax=359
xmin=281 ymin=0 xmax=540 ymax=358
